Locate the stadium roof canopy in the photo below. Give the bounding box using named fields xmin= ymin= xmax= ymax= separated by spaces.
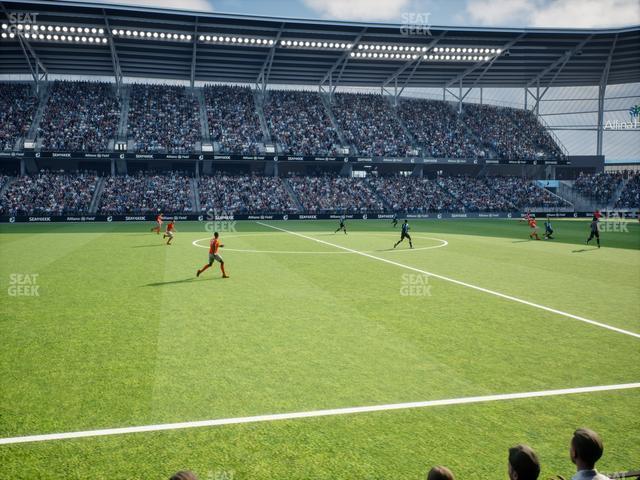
xmin=0 ymin=0 xmax=638 ymax=91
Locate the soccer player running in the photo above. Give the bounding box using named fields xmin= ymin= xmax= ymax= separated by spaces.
xmin=543 ymin=217 xmax=554 ymax=240
xmin=528 ymin=216 xmax=541 ymax=240
xmin=335 ymin=215 xmax=347 ymax=234
xmin=163 ymin=219 xmax=176 ymax=245
xmin=586 ymin=216 xmax=601 ymax=248
xmin=392 ymin=213 xmax=398 ymax=228
xmin=196 ymin=231 xmax=229 ymax=278
xmin=151 ymin=212 xmax=163 ymax=235
xmin=394 ymin=219 xmax=413 ymax=249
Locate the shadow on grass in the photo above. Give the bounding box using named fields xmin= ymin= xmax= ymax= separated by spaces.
xmin=572 ymin=247 xmax=600 ymax=253
xmin=132 ymin=243 xmax=164 ymax=248
xmin=142 ymin=277 xmax=216 ymax=287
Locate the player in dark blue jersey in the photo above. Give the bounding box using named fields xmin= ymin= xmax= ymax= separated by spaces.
xmin=335 ymin=215 xmax=347 ymax=234
xmin=392 ymin=213 xmax=398 ymax=228
xmin=543 ymin=217 xmax=554 ymax=240
xmin=586 ymin=216 xmax=600 ymax=248
xmin=394 ymin=219 xmax=413 ymax=249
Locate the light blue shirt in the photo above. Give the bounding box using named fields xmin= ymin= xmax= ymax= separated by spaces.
xmin=572 ymin=470 xmax=610 ymax=480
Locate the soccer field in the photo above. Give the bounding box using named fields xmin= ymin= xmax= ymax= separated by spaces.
xmin=1 ymin=218 xmax=639 ymax=479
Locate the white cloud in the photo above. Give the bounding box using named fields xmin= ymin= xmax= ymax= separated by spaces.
xmin=530 ymin=0 xmax=640 ymax=28
xmin=465 ymin=0 xmax=535 ymax=26
xmin=464 ymin=0 xmax=640 ymax=28
xmin=303 ymin=0 xmax=413 ymax=22
xmin=67 ymin=0 xmax=214 ymax=12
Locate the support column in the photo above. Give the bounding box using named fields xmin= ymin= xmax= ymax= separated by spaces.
xmin=596 ymin=84 xmax=606 ymax=156
xmin=110 ymin=159 xmax=115 ymax=176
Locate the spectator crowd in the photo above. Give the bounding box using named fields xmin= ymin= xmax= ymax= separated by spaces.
xmin=264 ymin=90 xmax=341 ymax=156
xmin=0 ymin=170 xmax=98 ymax=215
xmin=39 ymin=81 xmax=120 ymax=152
xmin=288 ymin=174 xmax=385 ymax=213
xmin=0 ymin=83 xmax=37 ymax=151
xmin=2 ymin=82 xmax=569 ymax=161
xmin=0 ymin=171 xmax=580 ymax=215
xmin=398 ymin=98 xmax=485 ymax=159
xmin=205 ymin=85 xmax=264 ymax=155
xmin=463 ymin=103 xmax=564 ymax=160
xmin=332 ymin=92 xmax=415 ymax=157
xmin=614 ymin=171 xmax=640 ymax=209
xmin=128 ymin=84 xmax=200 ymax=154
xmin=573 ymin=171 xmax=624 ymax=204
xmin=99 ymin=172 xmax=193 ymax=214
xmin=199 ymin=174 xmax=297 ymax=214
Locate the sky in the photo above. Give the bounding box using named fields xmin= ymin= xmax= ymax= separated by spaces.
xmin=66 ymin=0 xmax=640 ymax=28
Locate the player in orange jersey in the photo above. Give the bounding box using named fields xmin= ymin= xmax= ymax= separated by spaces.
xmin=163 ymin=219 xmax=176 ymax=245
xmin=528 ymin=216 xmax=541 ymax=240
xmin=151 ymin=212 xmax=163 ymax=235
xmin=196 ymin=231 xmax=229 ymax=278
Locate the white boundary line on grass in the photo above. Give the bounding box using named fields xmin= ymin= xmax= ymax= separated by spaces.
xmin=1 ymin=383 xmax=638 ymax=445
xmin=191 ymin=234 xmax=448 ymax=255
xmin=257 ymin=222 xmax=640 ymax=340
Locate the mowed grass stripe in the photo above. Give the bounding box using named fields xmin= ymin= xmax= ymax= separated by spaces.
xmin=257 ymin=222 xmax=640 ymax=339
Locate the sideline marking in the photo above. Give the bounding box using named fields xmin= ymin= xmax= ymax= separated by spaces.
xmin=257 ymin=222 xmax=640 ymax=339
xmin=1 ymin=383 xmax=638 ymax=445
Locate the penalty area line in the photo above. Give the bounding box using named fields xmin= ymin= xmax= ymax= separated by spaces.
xmin=1 ymin=383 xmax=638 ymax=445
xmin=256 ymin=222 xmax=640 ymax=340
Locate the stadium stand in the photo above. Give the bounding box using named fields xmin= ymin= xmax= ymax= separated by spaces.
xmin=287 ymin=174 xmax=386 ymax=213
xmin=573 ymin=172 xmax=624 ymax=203
xmin=615 ymin=171 xmax=640 ymax=209
xmin=0 ymin=170 xmax=98 ymax=215
xmin=331 ymin=92 xmax=415 ymax=157
xmin=128 ymin=84 xmax=200 ymax=154
xmin=0 ymin=83 xmax=37 ymax=151
xmin=99 ymin=172 xmax=193 ymax=214
xmin=397 ymin=98 xmax=485 ymax=159
xmin=38 ymin=81 xmax=120 ymax=152
xmin=438 ymin=176 xmax=570 ymax=211
xmin=371 ymin=176 xmax=464 ymax=213
xmin=198 ymin=174 xmax=297 ymax=214
xmin=204 ymin=84 xmax=264 ymax=155
xmin=463 ymin=103 xmax=564 ymax=160
xmin=264 ymin=90 xmax=341 ymax=156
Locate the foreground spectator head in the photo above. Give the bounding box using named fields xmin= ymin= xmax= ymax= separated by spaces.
xmin=508 ymin=444 xmax=540 ymax=480
xmin=170 ymin=471 xmax=198 ymax=480
xmin=426 ymin=465 xmax=455 ymax=480
xmin=570 ymin=428 xmax=604 ymax=471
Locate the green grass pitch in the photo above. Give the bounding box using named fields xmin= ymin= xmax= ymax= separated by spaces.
xmin=1 ymin=218 xmax=639 ymax=479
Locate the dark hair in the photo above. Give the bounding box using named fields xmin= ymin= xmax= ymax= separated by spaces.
xmin=214 ymin=231 xmax=219 ymax=237
xmin=169 ymin=471 xmax=198 ymax=480
xmin=572 ymin=428 xmax=604 ymax=468
xmin=427 ymin=466 xmax=455 ymax=480
xmin=509 ymin=444 xmax=540 ymax=480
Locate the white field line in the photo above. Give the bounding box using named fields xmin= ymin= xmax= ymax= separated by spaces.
xmin=257 ymin=222 xmax=640 ymax=340
xmin=191 ymin=235 xmax=448 ymax=254
xmin=1 ymin=383 xmax=638 ymax=445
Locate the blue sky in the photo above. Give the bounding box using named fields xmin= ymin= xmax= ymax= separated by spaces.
xmin=73 ymin=0 xmax=640 ymax=28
